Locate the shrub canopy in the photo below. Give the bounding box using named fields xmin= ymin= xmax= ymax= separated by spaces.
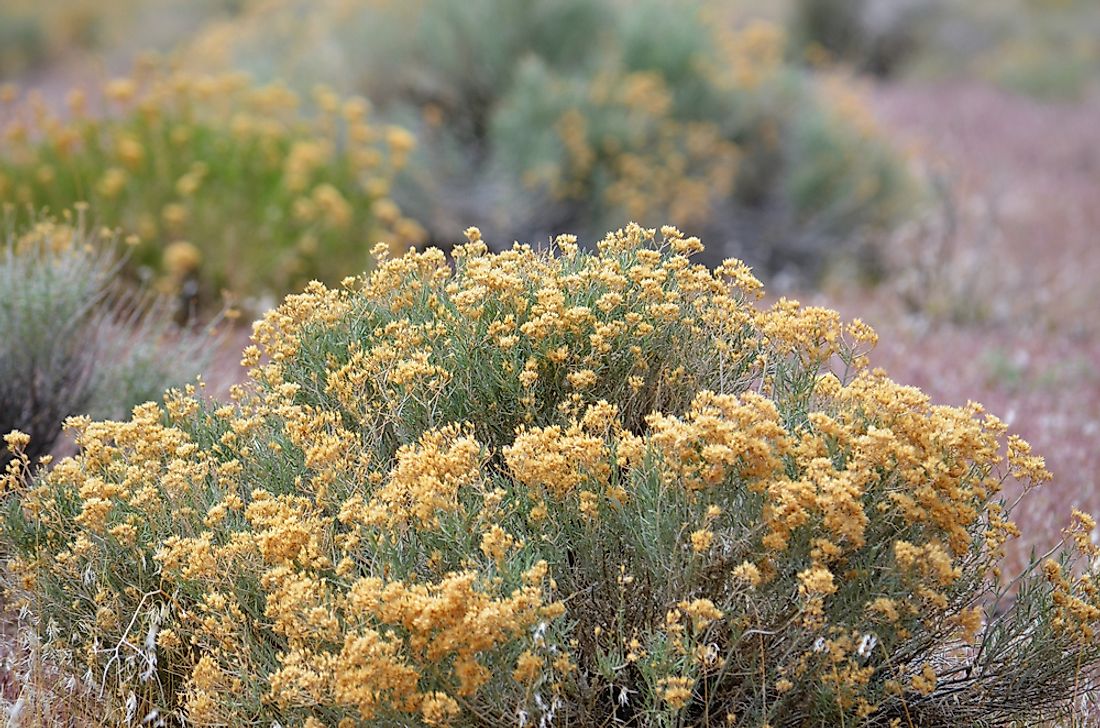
xmin=3 ymin=225 xmax=1098 ymax=726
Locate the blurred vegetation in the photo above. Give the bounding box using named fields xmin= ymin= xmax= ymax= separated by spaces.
xmin=784 ymin=0 xmax=1100 ymax=100
xmin=923 ymin=0 xmax=1100 ymax=101
xmin=0 ymin=211 xmax=215 ymax=469
xmin=181 ymin=0 xmax=917 ymax=279
xmin=0 ymin=0 xmax=245 ymax=77
xmin=789 ymin=0 xmax=936 ymax=77
xmin=0 ymin=68 xmax=423 ymax=307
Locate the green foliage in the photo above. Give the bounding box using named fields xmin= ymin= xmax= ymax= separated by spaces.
xmin=183 ymin=0 xmax=918 ymax=277
xmin=0 ymin=12 xmax=49 ymax=77
xmin=785 ymin=82 xmax=912 ymax=234
xmin=788 ymin=0 xmax=940 ymax=78
xmin=936 ymin=0 xmax=1100 ymax=100
xmin=786 ymin=0 xmax=1100 ymax=101
xmin=0 ymin=0 xmax=244 ymax=77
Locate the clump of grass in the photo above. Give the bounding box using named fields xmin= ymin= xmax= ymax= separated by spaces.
xmin=2 ymin=224 xmax=1097 ymax=726
xmin=0 ymin=65 xmax=423 ymax=307
xmin=0 ymin=209 xmax=215 ymax=470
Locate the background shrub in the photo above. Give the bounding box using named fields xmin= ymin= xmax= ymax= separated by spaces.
xmin=182 ymin=0 xmax=917 ymax=279
xmin=783 ymin=0 xmax=1100 ymax=101
xmin=0 ymin=210 xmax=214 ymax=470
xmin=0 ymin=0 xmax=244 ymax=78
xmin=789 ymin=0 xmax=938 ymax=78
xmin=0 ymin=68 xmax=423 ymax=308
xmin=931 ymin=0 xmax=1100 ymax=101
xmin=3 ymin=225 xmax=1098 ymax=726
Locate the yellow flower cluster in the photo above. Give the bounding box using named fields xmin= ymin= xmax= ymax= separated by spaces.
xmin=506 ymin=421 xmax=609 ymax=499
xmin=3 ymin=223 xmax=1093 ymax=726
xmin=356 ymin=425 xmax=483 ymax=531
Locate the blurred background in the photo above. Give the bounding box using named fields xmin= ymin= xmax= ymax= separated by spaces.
xmin=0 ymin=0 xmax=1097 ymax=572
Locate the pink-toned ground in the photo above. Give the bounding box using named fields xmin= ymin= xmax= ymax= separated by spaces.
xmin=814 ymin=80 xmax=1100 ymax=573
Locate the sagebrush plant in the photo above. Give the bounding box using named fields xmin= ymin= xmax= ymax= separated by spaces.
xmin=953 ymin=0 xmax=1100 ymax=101
xmin=0 ymin=209 xmax=214 ymax=470
xmin=185 ymin=0 xmax=915 ymax=277
xmin=4 ymin=224 xmax=1098 ymax=726
xmin=0 ymin=65 xmax=423 ymax=305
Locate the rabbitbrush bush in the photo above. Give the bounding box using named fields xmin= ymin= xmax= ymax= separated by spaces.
xmin=0 ymin=211 xmax=213 ymax=472
xmin=0 ymin=66 xmax=423 ymax=304
xmin=3 ymin=224 xmax=1099 ymax=726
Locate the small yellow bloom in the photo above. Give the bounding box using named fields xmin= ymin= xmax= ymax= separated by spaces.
xmin=690 ymin=528 xmax=714 ymax=553
xmin=163 ymin=241 xmax=202 ymax=277
xmin=97 ymin=168 xmax=129 ymax=198
xmin=3 ymin=430 xmax=31 ymax=451
xmin=659 ymin=676 xmax=695 ymax=710
xmin=732 ymin=561 xmax=762 ymax=588
xmin=797 ymin=565 xmax=837 ymax=596
xmin=479 ymin=525 xmax=517 ymax=564
xmin=911 ymin=664 xmax=937 ymax=696
xmin=162 ymin=203 xmax=189 ymax=232
xmin=104 ymin=78 xmax=137 ymax=104
xmin=566 ymin=369 xmax=598 ymax=390
xmin=512 ymin=650 xmax=542 ymax=683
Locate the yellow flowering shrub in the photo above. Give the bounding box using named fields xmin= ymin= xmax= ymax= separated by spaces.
xmin=0 ymin=65 xmax=423 ymax=304
xmin=3 ymin=224 xmax=1098 ymax=725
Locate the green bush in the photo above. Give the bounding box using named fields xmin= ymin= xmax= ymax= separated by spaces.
xmin=0 ymin=69 xmax=422 ymax=307
xmin=183 ymin=0 xmax=917 ymax=278
xmin=0 ymin=210 xmax=214 ymax=470
xmin=789 ymin=0 xmax=1100 ymax=101
xmin=0 ymin=12 xmax=49 ymax=78
xmin=972 ymin=0 xmax=1100 ymax=101
xmin=3 ymin=224 xmax=1098 ymax=726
